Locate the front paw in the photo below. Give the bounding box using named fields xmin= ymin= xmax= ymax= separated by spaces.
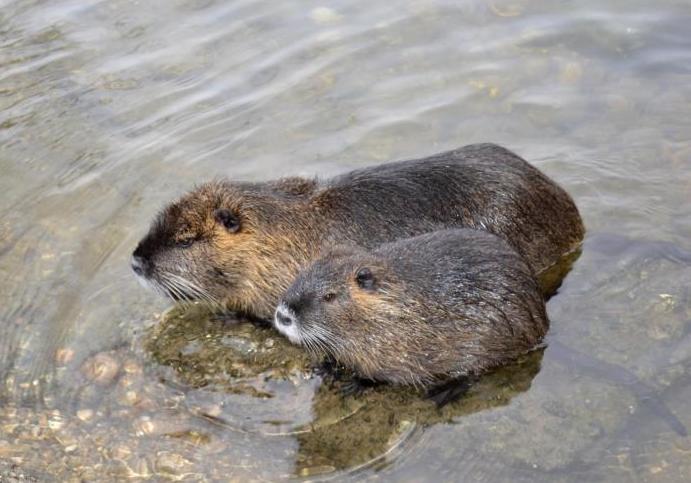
xmin=309 ymin=358 xmax=342 ymax=383
xmin=211 ymin=311 xmax=244 ymax=327
xmin=336 ymin=377 xmax=378 ymax=398
xmin=426 ymin=378 xmax=473 ymax=408
xmin=211 ymin=311 xmax=271 ymax=328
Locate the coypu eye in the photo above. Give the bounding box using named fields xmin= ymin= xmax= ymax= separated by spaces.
xmin=214 ymin=208 xmax=241 ymax=233
xmin=323 ymin=292 xmax=336 ymax=302
xmin=176 ymin=237 xmax=195 ymax=248
xmin=355 ymin=267 xmax=375 ymax=290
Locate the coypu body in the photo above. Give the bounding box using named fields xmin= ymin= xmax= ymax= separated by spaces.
xmin=132 ymin=143 xmax=583 ymax=319
xmin=273 ymin=229 xmax=548 ymax=386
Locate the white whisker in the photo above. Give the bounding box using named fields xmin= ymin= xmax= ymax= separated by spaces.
xmin=165 ymin=273 xmax=225 ymax=311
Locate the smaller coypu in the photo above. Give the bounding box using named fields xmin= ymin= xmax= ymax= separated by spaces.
xmin=273 ymin=229 xmax=548 ymax=386
xmin=132 ymin=144 xmax=583 ymax=320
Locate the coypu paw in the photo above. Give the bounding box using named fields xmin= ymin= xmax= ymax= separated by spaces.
xmin=211 ymin=312 xmax=245 ymax=326
xmin=336 ymin=377 xmax=380 ymax=398
xmin=310 ymin=358 xmax=349 ymax=383
xmin=211 ymin=311 xmax=271 ymax=328
xmin=426 ymin=378 xmax=474 ymax=408
xmin=310 ymin=359 xmax=378 ymax=397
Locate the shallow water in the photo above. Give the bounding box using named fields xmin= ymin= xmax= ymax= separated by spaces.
xmin=1 ymin=0 xmax=690 ymax=480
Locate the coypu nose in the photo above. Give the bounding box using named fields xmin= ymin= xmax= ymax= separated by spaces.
xmin=131 ymin=255 xmax=150 ymax=277
xmin=275 ymin=304 xmax=296 ymax=328
xmin=274 ymin=304 xmax=302 ymax=345
xmin=276 ymin=311 xmax=293 ymax=327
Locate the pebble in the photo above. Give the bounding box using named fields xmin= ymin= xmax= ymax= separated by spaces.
xmin=111 ymin=445 xmax=133 ymax=460
xmin=489 ymin=1 xmax=525 ymax=17
xmin=121 ymin=390 xmax=139 ymax=406
xmin=310 ymin=7 xmax=341 ymax=25
xmin=155 ymin=451 xmax=192 ymax=475
xmin=123 ymin=359 xmax=143 ymax=375
xmin=48 ymin=415 xmax=65 ymax=430
xmin=299 ymin=465 xmax=336 ymax=477
xmin=76 ymin=409 xmax=94 ymax=422
xmin=81 ymin=352 xmax=121 ymax=385
xmin=559 ymin=61 xmax=583 ymax=84
xmin=201 ymin=404 xmax=222 ymax=418
xmin=132 ymin=457 xmax=151 ymax=477
xmin=134 ymin=417 xmax=156 ymax=436
xmin=55 ymin=347 xmax=75 ymax=365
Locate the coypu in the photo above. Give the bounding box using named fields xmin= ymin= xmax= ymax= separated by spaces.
xmin=132 ymin=143 xmax=583 ymax=320
xmin=273 ymin=229 xmax=548 ymax=386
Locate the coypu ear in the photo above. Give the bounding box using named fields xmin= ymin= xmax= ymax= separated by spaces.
xmin=214 ymin=208 xmax=241 ymax=233
xmin=355 ymin=267 xmax=376 ymax=290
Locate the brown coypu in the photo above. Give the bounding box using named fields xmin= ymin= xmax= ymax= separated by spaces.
xmin=273 ymin=228 xmax=548 ymax=387
xmin=132 ymin=143 xmax=583 ymax=320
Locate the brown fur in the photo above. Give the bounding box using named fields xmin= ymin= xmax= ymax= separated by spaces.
xmin=132 ymin=144 xmax=583 ymax=320
xmin=275 ymin=229 xmax=548 ymax=387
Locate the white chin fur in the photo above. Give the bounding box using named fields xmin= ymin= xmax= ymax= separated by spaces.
xmin=273 ymin=303 xmax=303 ymax=345
xmin=134 ymin=273 xmax=169 ymax=299
xmin=134 ymin=273 xmax=155 ymax=291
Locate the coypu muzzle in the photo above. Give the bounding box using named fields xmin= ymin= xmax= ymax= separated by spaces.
xmin=273 ymin=303 xmax=302 ymax=344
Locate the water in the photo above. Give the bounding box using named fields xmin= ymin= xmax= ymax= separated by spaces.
xmin=1 ymin=0 xmax=690 ymax=480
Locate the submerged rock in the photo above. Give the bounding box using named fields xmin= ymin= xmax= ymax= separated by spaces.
xmin=80 ymin=352 xmax=121 ymax=386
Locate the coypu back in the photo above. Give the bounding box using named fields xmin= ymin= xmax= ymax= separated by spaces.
xmin=314 ymin=143 xmax=584 ymax=274
xmin=275 ymin=229 xmax=548 ymax=386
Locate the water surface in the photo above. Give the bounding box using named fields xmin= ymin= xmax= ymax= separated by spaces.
xmin=1 ymin=0 xmax=690 ymax=480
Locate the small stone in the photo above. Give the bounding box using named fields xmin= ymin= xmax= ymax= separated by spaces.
xmin=135 ymin=397 xmax=157 ymax=410
xmin=310 ymin=7 xmax=341 ymax=24
xmin=48 ymin=416 xmax=65 ymax=430
xmin=123 ymin=359 xmax=143 ymax=375
xmin=111 ymin=445 xmax=132 ymax=460
xmin=119 ymin=390 xmax=139 ymax=406
xmin=134 ymin=417 xmax=156 ymax=436
xmin=489 ymin=1 xmax=524 ymax=17
xmin=299 ymin=465 xmax=336 ymax=477
xmin=559 ymin=61 xmax=583 ymax=84
xmin=155 ymin=451 xmax=192 ymax=475
xmin=55 ymin=347 xmax=75 ymax=365
xmin=76 ymin=409 xmax=94 ymax=422
xmin=81 ymin=352 xmax=120 ymax=385
xmin=132 ymin=457 xmax=151 ymax=477
xmin=118 ymin=374 xmax=136 ymax=388
xmin=202 ymin=404 xmax=222 ymax=418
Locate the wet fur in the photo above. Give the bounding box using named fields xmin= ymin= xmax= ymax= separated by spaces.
xmin=277 ymin=229 xmax=549 ymax=387
xmin=134 ymin=144 xmax=583 ymax=319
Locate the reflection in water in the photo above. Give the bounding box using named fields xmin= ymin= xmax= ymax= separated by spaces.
xmin=548 ymin=339 xmax=687 ymax=437
xmin=538 ymin=246 xmax=582 ymax=298
xmin=297 ymin=352 xmax=545 ymax=477
xmin=541 ymin=243 xmax=687 ymax=437
xmin=1 ymin=0 xmax=691 ymax=480
xmin=144 ymin=299 xmax=688 ymax=476
xmin=145 ymin=306 xmax=545 ymax=476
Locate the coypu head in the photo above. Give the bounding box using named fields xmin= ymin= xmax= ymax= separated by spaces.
xmin=273 ymin=246 xmax=432 ymax=385
xmin=274 ymin=246 xmax=379 ymax=345
xmin=131 ymin=178 xmax=318 ymax=318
